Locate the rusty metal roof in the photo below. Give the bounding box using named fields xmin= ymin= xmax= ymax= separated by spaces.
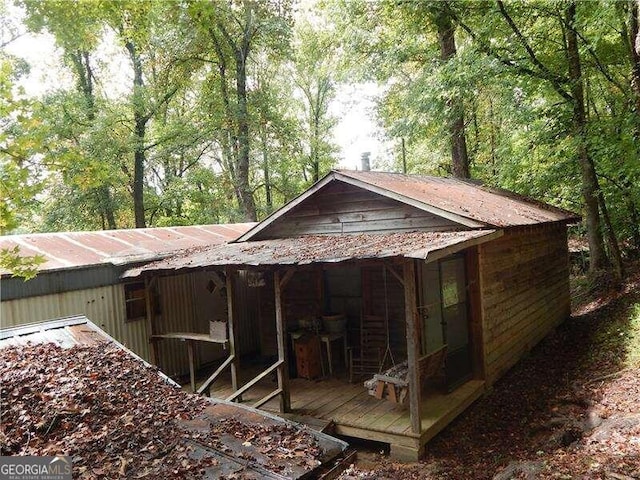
xmin=0 ymin=315 xmax=111 ymax=350
xmin=336 ymin=170 xmax=579 ymax=227
xmin=124 ymin=229 xmax=501 ymax=277
xmin=237 ymin=171 xmax=579 ymax=241
xmin=1 ymin=223 xmax=256 ymax=275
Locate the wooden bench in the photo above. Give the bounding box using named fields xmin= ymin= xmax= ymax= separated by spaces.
xmin=364 ymin=345 xmax=447 ymax=405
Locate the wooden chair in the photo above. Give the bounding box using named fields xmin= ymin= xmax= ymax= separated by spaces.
xmin=364 ymin=345 xmax=448 ymax=405
xmin=348 ymin=314 xmax=387 ymax=383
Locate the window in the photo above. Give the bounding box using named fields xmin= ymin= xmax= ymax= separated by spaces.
xmin=440 ymin=257 xmax=466 ymax=309
xmin=124 ymin=282 xmax=147 ymax=321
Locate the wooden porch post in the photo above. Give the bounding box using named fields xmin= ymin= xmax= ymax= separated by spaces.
xmin=225 ymin=267 xmax=240 ymax=396
xmin=403 ymin=259 xmax=422 ymax=435
xmin=144 ymin=276 xmax=159 ymax=367
xmin=274 ymin=269 xmax=292 ymax=413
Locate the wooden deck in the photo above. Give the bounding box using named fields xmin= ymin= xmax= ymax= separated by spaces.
xmin=205 ymin=369 xmax=485 ymax=460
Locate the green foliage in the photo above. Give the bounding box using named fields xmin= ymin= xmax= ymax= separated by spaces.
xmin=0 ymin=246 xmax=45 ymax=280
xmin=331 ymin=0 xmax=639 ymax=259
xmin=0 ymin=54 xmax=46 ymax=233
xmin=3 ymin=0 xmax=638 ymax=271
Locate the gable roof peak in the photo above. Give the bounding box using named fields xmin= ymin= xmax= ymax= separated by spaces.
xmin=235 ymin=169 xmax=579 ymax=242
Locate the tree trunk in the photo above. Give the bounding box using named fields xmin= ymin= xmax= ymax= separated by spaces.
xmin=597 ymin=190 xmax=624 ymax=279
xmin=133 ymin=117 xmax=147 ymax=228
xmin=235 ymin=50 xmax=257 ymax=221
xmin=626 ymin=0 xmax=640 ymax=253
xmin=126 ymin=41 xmax=147 ymax=228
xmin=434 ymin=6 xmax=470 ymax=179
xmin=630 ymin=0 xmax=640 ymax=121
xmin=71 ymin=51 xmax=117 ymax=230
xmin=209 ymin=29 xmax=238 ymax=182
xmin=98 ymin=185 xmax=117 ymax=229
xmin=261 ymin=128 xmax=272 ymax=213
xmin=566 ymin=2 xmax=609 ymax=273
xmin=312 ymin=104 xmax=320 ymax=182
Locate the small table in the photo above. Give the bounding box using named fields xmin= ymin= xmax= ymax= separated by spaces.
xmin=152 ymin=332 xmax=229 ymax=392
xmin=289 ymin=331 xmax=348 ymax=376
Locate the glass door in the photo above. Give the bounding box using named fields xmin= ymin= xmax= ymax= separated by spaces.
xmin=439 ymin=255 xmax=472 ymax=391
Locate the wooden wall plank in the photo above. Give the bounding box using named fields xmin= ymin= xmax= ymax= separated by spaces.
xmin=465 ymin=247 xmax=485 ymax=380
xmin=258 ymin=183 xmax=460 ymax=238
xmin=479 ymin=225 xmax=570 ymax=384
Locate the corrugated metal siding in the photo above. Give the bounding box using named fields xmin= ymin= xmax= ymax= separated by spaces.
xmin=2 ymin=266 xmax=122 ymax=300
xmin=2 ymin=295 xmax=62 ymax=327
xmin=0 ymin=286 xmax=150 ymax=361
xmin=156 ymin=274 xmax=197 ymax=378
xmin=1 ymin=270 xmax=261 ymax=380
xmin=77 ymin=285 xmax=150 ymax=361
xmin=152 ymin=271 xmax=260 ymax=378
xmin=191 ymin=271 xmax=229 ymax=366
xmin=235 ymin=271 xmax=260 ymax=355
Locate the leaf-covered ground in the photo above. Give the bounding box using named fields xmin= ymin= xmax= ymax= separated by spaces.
xmin=340 ymin=263 xmax=640 ymax=480
xmin=0 ymin=343 xmax=325 ymax=479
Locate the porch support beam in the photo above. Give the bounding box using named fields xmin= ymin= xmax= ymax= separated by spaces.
xmin=207 ymin=270 xmax=225 ymax=296
xmin=279 ymin=268 xmax=295 ymax=289
xmin=403 ymin=259 xmax=422 ymax=435
xmin=225 ymin=267 xmax=240 ymax=398
xmin=225 ymin=359 xmax=284 ymax=402
xmin=274 ymin=269 xmax=291 ymax=412
xmin=385 ymin=264 xmax=405 ymax=287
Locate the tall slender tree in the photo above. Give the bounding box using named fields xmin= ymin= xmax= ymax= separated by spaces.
xmin=189 ymin=0 xmax=292 ymax=221
xmin=432 ymin=3 xmax=470 ymax=178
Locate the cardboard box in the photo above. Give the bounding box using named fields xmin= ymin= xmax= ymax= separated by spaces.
xmin=209 ymin=320 xmax=228 ymax=341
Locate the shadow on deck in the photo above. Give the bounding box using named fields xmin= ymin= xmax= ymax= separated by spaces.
xmin=202 ymin=367 xmax=485 ymax=460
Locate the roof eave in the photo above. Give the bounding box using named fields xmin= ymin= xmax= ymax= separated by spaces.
xmin=123 ymin=229 xmax=503 ymax=277
xmin=420 ymin=229 xmax=504 ymax=263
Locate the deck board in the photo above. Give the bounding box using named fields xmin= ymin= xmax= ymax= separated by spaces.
xmin=198 ymin=366 xmax=484 ymax=455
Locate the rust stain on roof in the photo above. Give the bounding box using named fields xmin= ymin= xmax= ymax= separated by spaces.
xmin=336 ymin=170 xmax=580 ymax=227
xmin=0 ymin=223 xmax=256 ymax=275
xmin=0 ymin=316 xmax=110 ymax=349
xmin=125 ymin=230 xmax=499 ymax=277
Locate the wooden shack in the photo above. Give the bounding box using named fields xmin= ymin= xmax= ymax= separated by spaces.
xmin=125 ymin=170 xmax=579 ymax=460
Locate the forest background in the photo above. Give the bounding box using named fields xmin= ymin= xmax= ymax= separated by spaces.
xmin=1 ymin=0 xmax=639 ymax=280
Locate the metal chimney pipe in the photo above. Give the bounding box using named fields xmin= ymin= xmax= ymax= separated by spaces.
xmin=361 ymin=152 xmax=371 ymax=172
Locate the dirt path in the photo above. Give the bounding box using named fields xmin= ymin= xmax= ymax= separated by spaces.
xmin=340 ymin=264 xmax=640 ymax=479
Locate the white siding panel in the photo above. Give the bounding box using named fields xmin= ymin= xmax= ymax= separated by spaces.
xmin=2 ymin=295 xmax=63 ymax=327
xmin=0 ymin=286 xmax=150 ymax=361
